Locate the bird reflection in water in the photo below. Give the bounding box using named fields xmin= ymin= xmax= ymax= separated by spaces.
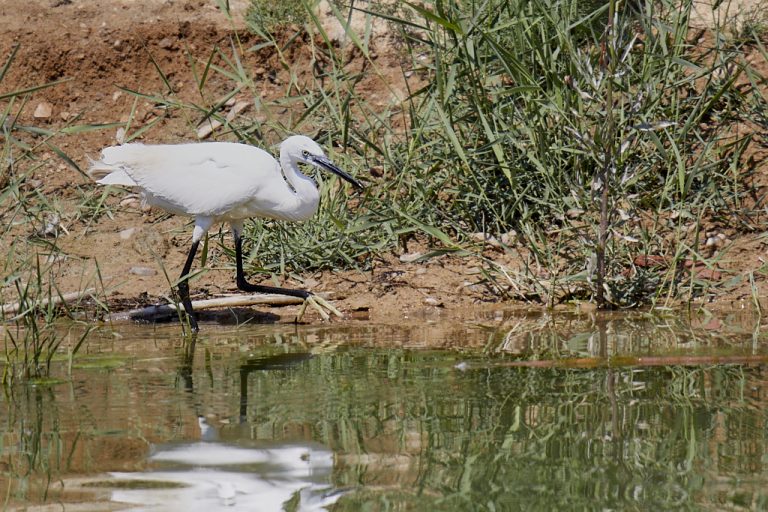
xmin=108 ymin=345 xmax=341 ymax=511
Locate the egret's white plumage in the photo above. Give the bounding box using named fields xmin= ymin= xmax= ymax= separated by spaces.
xmin=89 ymin=135 xmax=363 ymax=331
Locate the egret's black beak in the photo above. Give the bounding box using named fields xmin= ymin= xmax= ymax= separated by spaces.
xmin=310 ymin=155 xmax=364 ymax=191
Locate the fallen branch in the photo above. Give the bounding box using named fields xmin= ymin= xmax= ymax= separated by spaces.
xmin=106 ymin=292 xmax=331 ymax=323
xmin=1 ymin=288 xmax=97 ymax=318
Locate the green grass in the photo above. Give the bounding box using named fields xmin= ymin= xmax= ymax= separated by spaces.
xmin=119 ymin=0 xmax=766 ymax=306
xmin=221 ymin=0 xmax=762 ymax=306
xmin=0 ymin=46 xmax=103 ymax=383
xmin=2 ymin=0 xmax=767 ymax=350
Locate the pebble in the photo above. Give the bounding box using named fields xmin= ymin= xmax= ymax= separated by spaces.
xmin=424 ymin=296 xmax=442 ymax=307
xmin=120 ymin=197 xmax=140 ymax=208
xmin=705 ymin=233 xmax=727 ymax=248
xmin=225 ymin=101 xmax=250 ymax=122
xmin=399 ymin=252 xmax=422 ymax=263
xmin=33 ymin=101 xmax=53 ymax=118
xmin=302 ymin=278 xmax=319 ymax=289
xmin=129 ymin=266 xmax=157 ymax=276
xmin=37 ymin=214 xmax=60 ymax=237
xmin=471 ymin=231 xmax=516 ymax=247
xmin=119 ymin=227 xmax=137 ymax=240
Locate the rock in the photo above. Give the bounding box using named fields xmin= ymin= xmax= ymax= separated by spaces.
xmin=119 ymin=227 xmax=137 ymax=240
xmin=37 ymin=214 xmax=60 ymax=237
xmin=424 ymin=296 xmax=443 ymax=307
xmin=566 ymin=208 xmax=584 ymax=218
xmin=302 ymin=278 xmax=319 ymax=289
xmin=500 ymin=231 xmax=516 ymax=245
xmin=129 ymin=266 xmax=157 ymax=276
xmin=399 ymin=252 xmax=422 ymax=263
xmin=120 ymin=196 xmax=140 ymax=208
xmin=225 ymin=100 xmax=250 ymax=122
xmin=197 ymin=119 xmax=221 ymax=139
xmin=33 ymin=101 xmax=53 ymax=118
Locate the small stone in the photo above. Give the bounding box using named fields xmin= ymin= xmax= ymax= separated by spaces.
xmin=33 ymin=101 xmax=53 ymax=118
xmin=455 ymin=362 xmax=469 ymax=371
xmin=471 ymin=232 xmax=501 ymax=247
xmin=399 ymin=252 xmax=422 ymax=263
xmin=226 ymin=101 xmax=250 ymax=122
xmin=424 ymin=296 xmax=442 ymax=307
xmin=119 ymin=227 xmax=137 ymax=240
xmin=38 ymin=214 xmax=60 ymax=237
xmin=500 ymin=231 xmax=516 ymax=245
xmin=120 ymin=197 xmax=140 ymax=208
xmin=129 ymin=266 xmax=156 ymax=276
xmin=197 ymin=119 xmax=221 ymax=139
xmin=566 ymin=208 xmax=584 ymax=218
xmin=60 ymin=111 xmax=70 ymax=121
xmin=158 ymin=37 xmax=174 ymax=49
xmin=112 ymin=91 xmax=123 ymax=102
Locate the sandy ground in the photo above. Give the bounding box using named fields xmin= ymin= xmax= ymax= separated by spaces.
xmin=1 ymin=0 xmax=768 ymax=325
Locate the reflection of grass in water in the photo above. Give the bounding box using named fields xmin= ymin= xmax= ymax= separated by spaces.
xmin=0 ymin=340 xmax=764 ymax=509
xmin=240 ymin=350 xmax=764 ymax=510
xmin=71 ymin=357 xmax=128 ymax=370
xmin=83 ymin=479 xmax=188 ymax=490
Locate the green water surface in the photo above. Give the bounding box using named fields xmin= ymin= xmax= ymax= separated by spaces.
xmin=1 ymin=310 xmax=767 ymax=510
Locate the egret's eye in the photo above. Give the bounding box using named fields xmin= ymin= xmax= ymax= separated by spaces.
xmin=302 ymin=150 xmax=310 ymax=157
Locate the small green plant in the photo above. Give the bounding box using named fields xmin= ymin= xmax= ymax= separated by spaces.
xmin=0 ymin=46 xmax=103 ymax=381
xmin=246 ymin=0 xmax=312 ymax=34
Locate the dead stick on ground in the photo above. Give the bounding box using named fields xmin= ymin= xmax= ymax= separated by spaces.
xmin=1 ymin=288 xmax=97 ymax=318
xmin=107 ymin=292 xmax=332 ymax=323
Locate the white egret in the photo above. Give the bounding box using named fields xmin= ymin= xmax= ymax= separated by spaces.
xmin=88 ymin=135 xmax=364 ymax=331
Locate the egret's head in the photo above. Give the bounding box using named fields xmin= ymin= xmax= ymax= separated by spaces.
xmin=282 ymin=135 xmax=364 ymax=190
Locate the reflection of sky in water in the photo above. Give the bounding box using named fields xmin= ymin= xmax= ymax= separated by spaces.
xmin=109 ymin=418 xmax=342 ymax=511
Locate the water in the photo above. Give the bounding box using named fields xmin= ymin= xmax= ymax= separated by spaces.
xmin=1 ymin=309 xmax=768 ymax=510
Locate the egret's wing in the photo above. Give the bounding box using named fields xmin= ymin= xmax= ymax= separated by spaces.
xmin=100 ymin=143 xmax=281 ymax=217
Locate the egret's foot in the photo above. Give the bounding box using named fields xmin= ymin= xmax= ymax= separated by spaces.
xmin=297 ymin=294 xmax=342 ymax=322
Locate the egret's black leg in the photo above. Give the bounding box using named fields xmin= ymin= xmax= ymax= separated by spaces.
xmin=178 ymin=240 xmax=200 ymax=332
xmin=234 ymin=234 xmax=310 ymax=299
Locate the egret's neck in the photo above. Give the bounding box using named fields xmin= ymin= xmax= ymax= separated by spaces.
xmin=279 ymin=152 xmax=320 ymax=216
